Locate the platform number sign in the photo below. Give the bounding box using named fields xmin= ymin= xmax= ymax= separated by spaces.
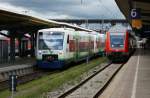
xmin=131 ymin=8 xmax=141 ymax=19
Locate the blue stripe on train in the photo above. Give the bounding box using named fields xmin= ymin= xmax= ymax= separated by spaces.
xmin=37 ymin=60 xmax=65 ymax=69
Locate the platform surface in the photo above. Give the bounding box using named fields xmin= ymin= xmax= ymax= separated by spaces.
xmin=0 ymin=57 xmax=35 ymax=72
xmin=99 ymin=49 xmax=150 ymax=98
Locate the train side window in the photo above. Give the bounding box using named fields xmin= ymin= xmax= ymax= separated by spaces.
xmin=39 ymin=32 xmax=42 ymax=35
xmin=67 ymin=35 xmax=69 ymax=43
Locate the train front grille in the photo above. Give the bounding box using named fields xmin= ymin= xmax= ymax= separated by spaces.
xmin=42 ymin=55 xmax=58 ymax=61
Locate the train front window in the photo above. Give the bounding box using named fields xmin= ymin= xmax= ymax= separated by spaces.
xmin=110 ymin=35 xmax=124 ymax=48
xmin=38 ymin=31 xmax=64 ymax=50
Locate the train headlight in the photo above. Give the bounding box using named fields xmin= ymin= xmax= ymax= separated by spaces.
xmin=112 ymin=45 xmax=114 ymax=47
xmin=120 ymin=45 xmax=123 ymax=47
xmin=59 ymin=51 xmax=63 ymax=55
xmin=38 ymin=50 xmax=42 ymax=55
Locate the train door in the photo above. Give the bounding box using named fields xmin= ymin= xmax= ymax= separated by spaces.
xmin=70 ymin=33 xmax=78 ymax=62
xmin=64 ymin=32 xmax=69 ymax=61
xmin=65 ymin=31 xmax=76 ymax=62
xmin=88 ymin=34 xmax=92 ymax=57
xmin=93 ymin=35 xmax=97 ymax=54
xmin=75 ymin=32 xmax=79 ymax=62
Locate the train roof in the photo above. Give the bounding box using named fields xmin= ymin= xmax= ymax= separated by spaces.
xmin=38 ymin=28 xmax=75 ymax=32
xmin=0 ymin=35 xmax=8 ymax=40
xmin=108 ymin=24 xmax=127 ymax=33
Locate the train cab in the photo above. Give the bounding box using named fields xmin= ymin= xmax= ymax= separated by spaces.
xmin=105 ymin=24 xmax=136 ymax=62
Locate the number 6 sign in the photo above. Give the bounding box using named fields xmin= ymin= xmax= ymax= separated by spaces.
xmin=131 ymin=8 xmax=141 ymax=19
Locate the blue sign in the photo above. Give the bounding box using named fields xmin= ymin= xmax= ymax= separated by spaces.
xmin=131 ymin=8 xmax=141 ymax=19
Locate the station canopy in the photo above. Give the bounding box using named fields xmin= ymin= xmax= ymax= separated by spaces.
xmin=0 ymin=9 xmax=92 ymax=35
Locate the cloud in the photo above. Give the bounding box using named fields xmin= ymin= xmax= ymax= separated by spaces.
xmin=0 ymin=0 xmax=125 ymax=19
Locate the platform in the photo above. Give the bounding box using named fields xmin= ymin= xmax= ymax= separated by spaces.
xmin=0 ymin=57 xmax=36 ymax=81
xmin=99 ymin=49 xmax=150 ymax=98
xmin=0 ymin=57 xmax=35 ymax=68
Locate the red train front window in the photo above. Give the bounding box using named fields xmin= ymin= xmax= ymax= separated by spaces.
xmin=110 ymin=34 xmax=125 ymax=48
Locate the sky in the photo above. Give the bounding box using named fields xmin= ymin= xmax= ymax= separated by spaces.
xmin=0 ymin=0 xmax=125 ymax=19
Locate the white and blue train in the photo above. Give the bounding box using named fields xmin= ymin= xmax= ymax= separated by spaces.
xmin=36 ymin=28 xmax=105 ymax=69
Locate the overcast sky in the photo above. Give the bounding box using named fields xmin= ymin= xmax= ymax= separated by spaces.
xmin=0 ymin=0 xmax=125 ymax=19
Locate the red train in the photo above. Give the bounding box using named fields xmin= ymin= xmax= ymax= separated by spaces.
xmin=105 ymin=24 xmax=136 ymax=62
xmin=0 ymin=34 xmax=31 ymax=57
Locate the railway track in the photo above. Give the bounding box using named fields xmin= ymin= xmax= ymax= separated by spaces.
xmin=0 ymin=69 xmax=57 ymax=91
xmin=57 ymin=63 xmax=125 ymax=98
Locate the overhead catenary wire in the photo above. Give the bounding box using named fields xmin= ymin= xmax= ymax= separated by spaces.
xmin=98 ymin=0 xmax=121 ymax=30
xmin=98 ymin=0 xmax=117 ymax=19
xmin=81 ymin=0 xmax=83 ymax=4
xmin=79 ymin=0 xmax=118 ymax=30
